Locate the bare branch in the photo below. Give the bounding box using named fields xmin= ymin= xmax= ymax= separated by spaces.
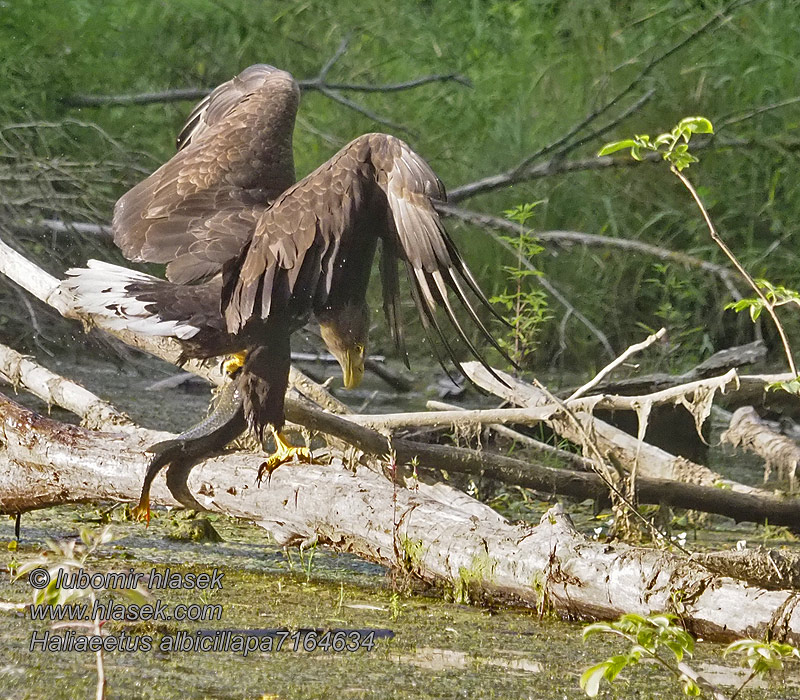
xmin=3 ymin=235 xmax=800 ymax=531
xmin=717 ymin=94 xmax=800 ymax=130
xmin=316 ymin=86 xmax=413 ymax=135
xmin=511 ymin=88 xmax=655 ymax=177
xmin=321 ymin=73 xmax=470 ymax=93
xmin=31 ymin=218 xmax=113 ymax=239
xmin=317 ymin=35 xmax=352 ymax=81
xmin=64 ymin=74 xmax=471 ymax=108
xmin=568 ymin=328 xmax=666 ymax=401
xmin=0 ymin=342 xmax=131 ymax=430
xmin=426 ymin=398 xmax=598 ymax=472
xmin=672 ymin=165 xmax=797 ymax=375
xmin=437 ymin=202 xmax=744 ymax=300
xmin=59 ymin=39 xmax=470 ymax=135
xmin=447 ymin=0 xmax=758 ymax=202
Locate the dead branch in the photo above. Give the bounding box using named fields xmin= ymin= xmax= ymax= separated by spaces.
xmin=722 ymin=406 xmax=799 ymax=488
xmin=692 ymin=548 xmax=800 ymax=591
xmin=437 ymin=203 xmax=744 ymax=300
xmin=461 ymin=362 xmax=753 ymax=491
xmin=447 ymin=0 xmax=757 ymax=203
xmin=63 ymin=37 xmax=467 ymax=136
xmin=4 ymin=222 xmax=800 ymax=529
xmin=4 ymin=332 xmax=798 ymax=528
xmin=0 ymin=344 xmax=131 ymax=430
xmin=342 ymin=369 xmax=738 ymax=431
xmin=562 ymin=340 xmax=767 ymax=398
xmin=346 ymin=405 xmax=556 ymax=431
xmin=568 ymin=328 xmax=666 ymax=400
xmin=63 ymin=75 xmax=469 ymax=108
xmin=427 ymin=398 xmax=598 ymax=472
xmin=2 ymin=395 xmax=799 ymax=643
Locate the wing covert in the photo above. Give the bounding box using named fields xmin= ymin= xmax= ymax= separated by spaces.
xmin=222 ymin=133 xmax=513 ymax=378
xmin=112 ymin=65 xmax=300 ymax=284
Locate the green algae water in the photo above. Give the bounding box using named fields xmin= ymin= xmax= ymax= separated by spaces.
xmin=1 ymin=358 xmax=798 ymax=699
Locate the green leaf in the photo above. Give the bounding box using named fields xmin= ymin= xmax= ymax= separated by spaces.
xmin=679 ymin=116 xmax=714 ymax=135
xmin=580 ymin=662 xmax=609 ymax=697
xmin=597 ymin=140 xmax=637 ymax=157
xmin=681 ymin=676 xmax=701 ymax=696
xmin=654 ymin=133 xmax=673 ymax=147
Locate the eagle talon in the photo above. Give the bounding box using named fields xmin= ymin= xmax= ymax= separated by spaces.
xmin=130 ymin=498 xmax=151 ymax=525
xmin=256 ymin=432 xmax=313 ymax=484
xmin=222 ymin=351 xmax=247 ymax=377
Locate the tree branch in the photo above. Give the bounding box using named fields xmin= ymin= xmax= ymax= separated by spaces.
xmin=437 ymin=202 xmax=744 ymax=300
xmin=447 ymin=0 xmax=758 ymax=202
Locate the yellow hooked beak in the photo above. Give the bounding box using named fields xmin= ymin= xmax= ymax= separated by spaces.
xmin=341 ymin=345 xmax=365 ymax=389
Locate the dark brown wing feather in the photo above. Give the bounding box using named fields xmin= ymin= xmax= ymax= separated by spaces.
xmin=222 ymin=133 xmax=512 ymax=378
xmin=113 ymin=66 xmax=300 ymax=284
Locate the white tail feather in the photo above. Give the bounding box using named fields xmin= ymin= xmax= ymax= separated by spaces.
xmin=62 ymin=260 xmax=200 ymax=340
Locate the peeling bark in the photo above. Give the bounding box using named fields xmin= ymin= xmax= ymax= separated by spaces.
xmin=2 ymin=391 xmax=799 ymax=644
xmin=722 ymin=406 xmax=799 ymax=488
xmin=462 ymin=362 xmax=759 ymax=492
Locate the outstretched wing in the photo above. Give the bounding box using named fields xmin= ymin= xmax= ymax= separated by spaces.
xmin=113 ymin=65 xmax=300 ymax=284
xmin=222 ymin=133 xmax=511 ymax=377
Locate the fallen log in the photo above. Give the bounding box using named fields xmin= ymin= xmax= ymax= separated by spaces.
xmin=722 ymin=406 xmax=799 ymax=489
xmin=2 ymin=391 xmax=799 ymax=644
xmin=3 ymin=236 xmax=800 ymax=528
xmin=4 ymin=341 xmax=800 ymax=528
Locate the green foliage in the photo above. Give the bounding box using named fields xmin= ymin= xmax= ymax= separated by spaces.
xmin=489 ymin=202 xmax=551 ymax=367
xmin=639 ymin=262 xmax=711 ymax=369
xmin=3 ymin=1 xmax=800 ymax=367
xmin=15 ymin=525 xmax=148 ymax=607
xmin=725 ymin=638 xmax=800 ymax=675
xmin=726 ymin=278 xmax=800 ymax=392
xmin=599 ymin=117 xmax=713 ymax=171
xmin=581 ymin=612 xmax=800 ymax=699
xmin=726 ymin=278 xmax=800 ymax=321
xmin=580 ymin=613 xmax=698 ymax=698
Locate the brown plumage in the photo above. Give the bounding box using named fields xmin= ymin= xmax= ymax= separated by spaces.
xmin=66 ymin=63 xmax=509 ymax=469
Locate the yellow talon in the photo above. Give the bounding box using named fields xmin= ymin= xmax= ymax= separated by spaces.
xmin=257 ymin=432 xmax=312 ymax=483
xmin=131 ymin=497 xmax=151 ymax=525
xmin=222 ymin=351 xmax=247 ymax=376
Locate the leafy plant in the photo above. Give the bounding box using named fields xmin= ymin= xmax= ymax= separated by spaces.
xmin=598 ymin=116 xmax=714 ymax=170
xmin=489 ymin=202 xmax=551 ymax=367
xmin=600 ymin=117 xmax=800 ymax=386
xmin=580 ymin=613 xmax=701 ymax=698
xmin=581 ymin=612 xmax=800 ymax=699
xmin=725 ymin=639 xmax=800 ymax=699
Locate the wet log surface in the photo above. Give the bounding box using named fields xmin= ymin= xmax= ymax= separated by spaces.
xmin=2 ymin=391 xmax=800 ymax=643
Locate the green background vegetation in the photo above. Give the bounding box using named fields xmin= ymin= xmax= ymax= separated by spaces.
xmin=1 ymin=0 xmax=798 ymax=372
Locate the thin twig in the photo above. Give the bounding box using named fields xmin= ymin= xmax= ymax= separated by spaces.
xmin=512 ymin=89 xmax=655 ymax=176
xmin=450 ymin=0 xmax=757 ymax=201
xmin=717 ymin=94 xmax=800 ymax=130
xmin=427 ymin=398 xmax=597 ymax=472
xmin=671 ymin=166 xmax=797 ymax=376
xmin=63 ymin=73 xmax=471 ymax=107
xmin=568 ymin=328 xmax=666 ymax=401
xmin=317 ymin=86 xmax=414 ymax=135
xmin=317 ymin=35 xmax=352 ymax=81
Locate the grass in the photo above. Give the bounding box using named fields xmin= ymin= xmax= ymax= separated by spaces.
xmin=1 ymin=0 xmax=799 ymax=369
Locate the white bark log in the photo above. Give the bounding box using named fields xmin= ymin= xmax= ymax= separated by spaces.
xmin=1 ymin=391 xmax=798 ymax=644
xmin=461 ymin=362 xmax=758 ymax=493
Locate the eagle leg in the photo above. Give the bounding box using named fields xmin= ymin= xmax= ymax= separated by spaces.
xmin=131 ymin=379 xmax=247 ymax=524
xmin=257 ymin=431 xmax=312 ymax=484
